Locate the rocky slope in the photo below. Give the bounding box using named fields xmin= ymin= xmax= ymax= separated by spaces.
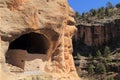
xmin=0 ymin=0 xmax=80 ymax=80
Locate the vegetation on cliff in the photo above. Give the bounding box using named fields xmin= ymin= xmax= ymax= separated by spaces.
xmin=74 ymin=2 xmax=120 ymax=25
xmin=73 ymin=2 xmax=120 ymax=80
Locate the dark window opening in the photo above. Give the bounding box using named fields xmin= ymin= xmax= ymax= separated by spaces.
xmin=21 ymin=60 xmax=24 ymax=62
xmin=9 ymin=32 xmax=50 ymax=54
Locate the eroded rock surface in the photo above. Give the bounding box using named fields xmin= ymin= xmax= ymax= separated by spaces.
xmin=0 ymin=0 xmax=80 ymax=80
xmin=73 ymin=19 xmax=120 ymax=56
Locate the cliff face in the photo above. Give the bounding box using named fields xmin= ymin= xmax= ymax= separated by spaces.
xmin=0 ymin=0 xmax=80 ymax=80
xmin=74 ymin=19 xmax=120 ymax=56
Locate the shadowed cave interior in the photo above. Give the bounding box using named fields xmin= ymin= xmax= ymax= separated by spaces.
xmin=5 ymin=32 xmax=51 ymax=70
xmin=9 ymin=32 xmax=50 ymax=54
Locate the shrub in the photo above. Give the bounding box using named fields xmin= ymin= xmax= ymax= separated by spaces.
xmin=116 ymin=3 xmax=120 ymax=8
xmin=75 ymin=12 xmax=81 ymax=19
xmin=89 ymin=54 xmax=93 ymax=59
xmin=96 ymin=7 xmax=105 ymax=18
xmin=104 ymin=46 xmax=111 ymax=57
xmin=96 ymin=50 xmax=102 ymax=58
xmin=82 ymin=12 xmax=85 ymax=18
xmin=96 ymin=63 xmax=106 ymax=74
xmin=88 ymin=64 xmax=95 ymax=75
xmin=107 ymin=77 xmax=114 ymax=80
xmin=105 ymin=8 xmax=109 ymax=16
xmin=106 ymin=2 xmax=114 ymax=9
xmin=90 ymin=9 xmax=97 ymax=16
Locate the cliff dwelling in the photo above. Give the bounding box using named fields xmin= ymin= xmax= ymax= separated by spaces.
xmin=0 ymin=0 xmax=80 ymax=79
xmin=6 ymin=32 xmax=50 ymax=72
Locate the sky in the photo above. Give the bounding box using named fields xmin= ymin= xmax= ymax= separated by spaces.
xmin=68 ymin=0 xmax=120 ymax=14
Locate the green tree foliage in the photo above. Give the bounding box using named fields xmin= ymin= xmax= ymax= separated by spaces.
xmin=115 ymin=52 xmax=120 ymax=59
xmin=88 ymin=64 xmax=95 ymax=75
xmin=74 ymin=12 xmax=81 ymax=23
xmin=85 ymin=12 xmax=90 ymax=18
xmin=96 ymin=63 xmax=106 ymax=74
xmin=104 ymin=46 xmax=111 ymax=57
xmin=107 ymin=77 xmax=114 ymax=80
xmin=105 ymin=8 xmax=109 ymax=16
xmin=82 ymin=12 xmax=85 ymax=18
xmin=105 ymin=2 xmax=114 ymax=17
xmin=89 ymin=54 xmax=93 ymax=59
xmin=115 ymin=53 xmax=120 ymax=72
xmin=106 ymin=2 xmax=114 ymax=9
xmin=116 ymin=3 xmax=120 ymax=8
xmin=96 ymin=50 xmax=102 ymax=58
xmin=75 ymin=12 xmax=81 ymax=20
xmin=97 ymin=7 xmax=105 ymax=18
xmin=90 ymin=9 xmax=97 ymax=16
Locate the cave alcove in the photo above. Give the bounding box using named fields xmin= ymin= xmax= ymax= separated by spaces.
xmin=9 ymin=32 xmax=50 ymax=54
xmin=6 ymin=32 xmax=50 ymax=70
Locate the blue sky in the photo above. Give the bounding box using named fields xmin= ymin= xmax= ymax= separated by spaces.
xmin=68 ymin=0 xmax=120 ymax=14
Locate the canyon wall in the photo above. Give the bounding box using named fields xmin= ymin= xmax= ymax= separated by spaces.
xmin=74 ymin=19 xmax=120 ymax=56
xmin=0 ymin=0 xmax=80 ymax=80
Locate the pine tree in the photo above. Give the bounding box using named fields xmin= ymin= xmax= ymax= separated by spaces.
xmin=82 ymin=12 xmax=85 ymax=18
xmin=106 ymin=2 xmax=114 ymax=9
xmin=104 ymin=46 xmax=111 ymax=57
xmin=96 ymin=63 xmax=106 ymax=74
xmin=105 ymin=8 xmax=109 ymax=16
xmin=96 ymin=50 xmax=102 ymax=58
xmin=116 ymin=3 xmax=120 ymax=8
xmin=88 ymin=64 xmax=95 ymax=75
xmin=97 ymin=7 xmax=105 ymax=18
xmin=90 ymin=9 xmax=97 ymax=16
xmin=74 ymin=12 xmax=81 ymax=23
xmin=75 ymin=12 xmax=81 ymax=19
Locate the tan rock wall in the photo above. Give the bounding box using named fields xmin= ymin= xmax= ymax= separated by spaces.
xmin=0 ymin=0 xmax=81 ymax=80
